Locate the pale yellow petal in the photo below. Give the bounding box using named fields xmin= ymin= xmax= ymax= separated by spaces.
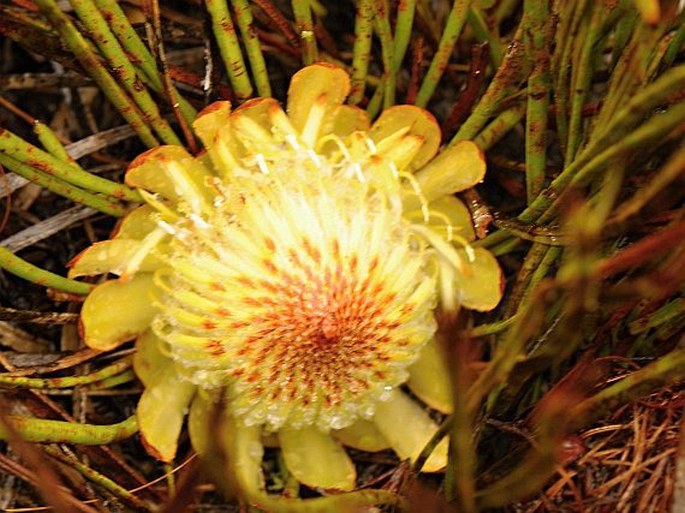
xmin=279 ymin=426 xmax=356 ymax=491
xmin=455 ymin=247 xmax=504 ymax=311
xmin=187 ymin=390 xmax=215 ymax=456
xmin=415 ymin=141 xmax=486 ymax=202
xmin=229 ymin=418 xmax=265 ymax=498
xmin=80 ymin=273 xmax=157 ymax=351
xmin=333 ymin=418 xmax=390 ymax=452
xmin=370 ymin=105 xmax=440 ymax=171
xmin=231 ymin=98 xmax=296 ymax=152
xmin=133 ymin=330 xmax=173 ymax=388
xmin=112 ymin=205 xmax=158 ymax=240
xmin=372 ymin=389 xmax=448 ymax=472
xmin=137 ymin=368 xmax=195 ymax=462
xmin=427 ymin=195 xmax=476 ymax=242
xmin=287 ymin=63 xmax=350 ymax=146
xmin=407 ymin=339 xmax=454 ymax=413
xmin=402 ymin=190 xmax=476 ymax=244
xmin=67 ymin=239 xmax=164 ymax=278
xmin=330 ymin=105 xmax=371 ymax=139
xmin=125 ymin=146 xmax=213 ymax=214
xmin=193 ymin=101 xmax=243 ymax=175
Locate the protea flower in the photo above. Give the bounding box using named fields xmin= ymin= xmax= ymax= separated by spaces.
xmin=70 ymin=64 xmax=502 ymax=498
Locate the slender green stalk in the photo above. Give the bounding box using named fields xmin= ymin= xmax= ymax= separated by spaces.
xmin=393 ymin=0 xmax=417 ymax=71
xmin=33 ymin=122 xmax=73 ymax=163
xmin=612 ymin=144 xmax=685 ymax=224
xmin=585 ymin=64 xmax=685 ymax=162
xmin=69 ymin=0 xmax=181 ymax=146
xmin=523 ymin=0 xmax=551 ymax=202
xmin=594 ymin=22 xmax=662 ymax=131
xmin=610 ymin=4 xmax=637 ymax=66
xmin=365 ymin=79 xmax=385 ymax=118
xmin=349 ymin=0 xmax=374 ymax=104
xmin=206 ymin=0 xmax=253 ymax=100
xmin=467 ymin=280 xmax=555 ymax=413
xmin=629 ymin=298 xmax=684 ymax=335
xmin=503 ymin=243 xmax=551 ymax=318
xmin=490 ymin=238 xmax=522 ymax=256
xmin=0 ymin=359 xmax=131 ymax=389
xmin=33 ymin=0 xmax=159 ymax=148
xmin=292 ymin=0 xmax=318 ymax=65
xmin=0 ymin=244 xmax=94 ymax=295
xmin=231 ymin=0 xmax=272 ymax=97
xmin=470 ymin=315 xmax=520 ymax=337
xmin=0 ymin=414 xmax=138 ymax=444
xmin=515 ymin=97 xmax=685 ymax=226
xmin=415 ymin=0 xmax=472 ymax=108
xmin=550 ymin=0 xmax=586 ymax=156
xmin=451 ymin=26 xmax=529 ymax=144
xmin=42 ymin=446 xmax=147 ymax=510
xmin=0 ymin=128 xmax=140 ymax=203
xmin=0 ymin=154 xmax=128 ymax=217
xmin=565 ymin=2 xmax=603 ymax=166
xmin=473 ymin=102 xmax=526 ymax=150
xmin=373 ymin=0 xmax=396 ymax=109
xmin=88 ymin=369 xmax=136 ymax=389
xmin=467 ymin=6 xmax=503 ymax=69
xmin=537 ymin=101 xmax=685 ymax=224
xmin=662 ymin=11 xmax=685 ymax=66
xmin=92 ymin=0 xmax=197 ymax=125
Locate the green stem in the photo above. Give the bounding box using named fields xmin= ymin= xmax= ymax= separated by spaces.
xmin=415 ymin=0 xmax=471 ymax=108
xmin=0 ymin=415 xmax=138 ymax=444
xmin=584 ymin=64 xmax=685 ymax=165
xmin=565 ymin=2 xmax=603 ymax=166
xmin=33 ymin=0 xmax=159 ymax=148
xmin=0 ymin=154 xmax=128 ymax=218
xmin=91 ymin=0 xmax=197 ymax=125
xmin=550 ymin=0 xmax=586 ymax=156
xmin=629 ymin=298 xmax=684 ymax=335
xmin=392 ymin=0 xmax=417 ymax=72
xmin=365 ymin=79 xmax=385 ymax=118
xmin=349 ymin=0 xmax=374 ymax=104
xmin=88 ymin=369 xmax=136 ymax=389
xmin=292 ymin=0 xmax=318 ymax=65
xmin=0 ymin=359 xmax=131 ymax=389
xmin=69 ymin=0 xmax=181 ymax=146
xmin=33 ymin=122 xmax=73 ymax=163
xmin=612 ymin=144 xmax=685 ymax=224
xmin=473 ymin=102 xmax=526 ymax=150
xmin=522 ymin=99 xmax=685 ymax=225
xmin=231 ymin=0 xmax=272 ymax=97
xmin=467 ymin=6 xmax=503 ymax=69
xmin=523 ymin=0 xmax=551 ymax=202
xmin=42 ymin=445 xmax=148 ymax=511
xmin=0 ymin=128 xmax=141 ymax=203
xmin=0 ymin=245 xmax=94 ymax=295
xmin=662 ymin=11 xmax=685 ymax=66
xmin=373 ymin=0 xmax=395 ymax=109
xmin=206 ymin=0 xmax=254 ymax=100
xmin=470 ymin=314 xmax=520 ymax=337
xmin=451 ymin=25 xmax=529 ymax=144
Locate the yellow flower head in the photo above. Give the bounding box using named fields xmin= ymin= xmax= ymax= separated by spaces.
xmin=70 ymin=64 xmax=502 ymax=492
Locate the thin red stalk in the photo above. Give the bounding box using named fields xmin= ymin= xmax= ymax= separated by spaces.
xmin=405 ymin=35 xmax=424 ymax=105
xmin=441 ymin=42 xmax=489 ymax=141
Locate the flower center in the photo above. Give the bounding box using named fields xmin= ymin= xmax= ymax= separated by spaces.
xmin=152 ymin=148 xmax=437 ymax=431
